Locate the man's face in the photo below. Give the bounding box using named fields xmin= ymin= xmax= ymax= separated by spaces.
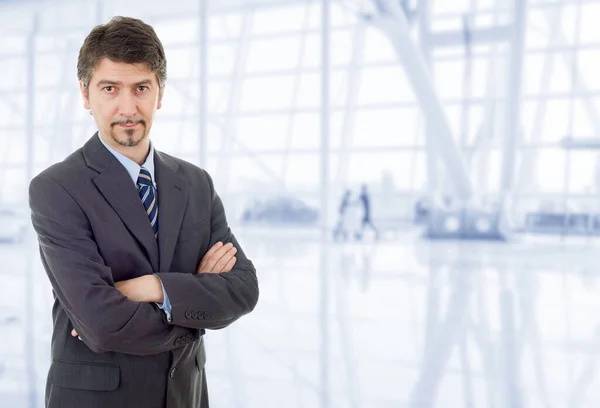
xmin=80 ymin=58 xmax=164 ymax=151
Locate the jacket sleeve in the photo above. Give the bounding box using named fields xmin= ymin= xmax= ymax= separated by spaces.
xmin=29 ymin=175 xmax=199 ymax=356
xmin=155 ymin=170 xmax=259 ymax=330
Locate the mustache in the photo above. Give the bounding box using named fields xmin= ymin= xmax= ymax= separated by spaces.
xmin=111 ymin=119 xmax=146 ymax=126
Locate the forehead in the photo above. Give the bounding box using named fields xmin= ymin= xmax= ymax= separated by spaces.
xmin=90 ymin=58 xmax=157 ymax=85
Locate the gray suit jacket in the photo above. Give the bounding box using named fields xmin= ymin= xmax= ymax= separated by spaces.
xmin=29 ymin=133 xmax=259 ymax=408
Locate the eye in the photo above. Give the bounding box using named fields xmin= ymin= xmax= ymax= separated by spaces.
xmin=103 ymin=86 xmax=115 ymax=93
xmin=137 ymin=86 xmax=149 ymax=92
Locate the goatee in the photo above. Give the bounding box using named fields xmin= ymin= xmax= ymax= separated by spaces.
xmin=110 ymin=120 xmax=148 ymax=147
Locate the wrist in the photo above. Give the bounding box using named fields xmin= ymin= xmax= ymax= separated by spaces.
xmin=149 ymin=275 xmax=164 ymax=304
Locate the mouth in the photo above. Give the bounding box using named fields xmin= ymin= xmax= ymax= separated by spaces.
xmin=119 ymin=123 xmax=140 ymax=129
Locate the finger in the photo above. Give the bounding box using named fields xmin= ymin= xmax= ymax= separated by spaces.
xmin=222 ymin=256 xmax=236 ymax=273
xmin=71 ymin=329 xmax=78 ymax=337
xmin=204 ymin=241 xmax=224 ymax=259
xmin=205 ymin=243 xmax=234 ymax=272
xmin=197 ymin=242 xmax=224 ymax=271
xmin=201 ymin=242 xmax=231 ymax=271
xmin=210 ymin=246 xmax=237 ymax=273
xmin=212 ymin=248 xmax=237 ymax=273
xmin=200 ymin=243 xmax=236 ymax=273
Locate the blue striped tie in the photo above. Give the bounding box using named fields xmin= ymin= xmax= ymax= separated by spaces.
xmin=137 ymin=167 xmax=158 ymax=238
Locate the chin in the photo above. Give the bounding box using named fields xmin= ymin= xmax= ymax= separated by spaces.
xmin=111 ymin=127 xmax=147 ymax=147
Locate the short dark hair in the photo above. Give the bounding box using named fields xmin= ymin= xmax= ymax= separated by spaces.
xmin=77 ymin=16 xmax=167 ymax=90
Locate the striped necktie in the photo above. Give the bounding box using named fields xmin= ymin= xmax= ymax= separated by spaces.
xmin=137 ymin=166 xmax=158 ymax=238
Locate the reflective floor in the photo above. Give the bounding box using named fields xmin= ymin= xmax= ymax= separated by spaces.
xmin=2 ymin=228 xmax=600 ymax=407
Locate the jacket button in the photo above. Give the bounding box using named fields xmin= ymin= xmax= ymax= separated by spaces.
xmin=185 ymin=310 xmax=192 ymax=319
xmin=203 ymin=311 xmax=210 ymax=320
xmin=191 ymin=311 xmax=198 ymax=319
xmin=170 ymin=367 xmax=177 ymax=378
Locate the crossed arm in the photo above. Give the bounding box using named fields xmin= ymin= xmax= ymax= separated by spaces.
xmin=30 ymin=173 xmax=259 ymax=356
xmin=71 ymin=242 xmax=237 ymax=339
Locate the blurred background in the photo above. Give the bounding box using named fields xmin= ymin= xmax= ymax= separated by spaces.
xmin=1 ymin=0 xmax=600 ymax=406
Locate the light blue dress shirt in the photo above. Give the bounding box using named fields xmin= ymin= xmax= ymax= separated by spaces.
xmin=98 ymin=133 xmax=172 ymax=322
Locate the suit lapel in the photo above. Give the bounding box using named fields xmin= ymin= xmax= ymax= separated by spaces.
xmin=84 ymin=134 xmax=160 ymax=271
xmin=83 ymin=134 xmax=189 ymax=273
xmin=154 ymin=150 xmax=188 ymax=272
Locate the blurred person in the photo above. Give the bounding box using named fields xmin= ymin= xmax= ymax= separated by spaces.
xmin=333 ymin=189 xmax=352 ymax=241
xmin=357 ymin=184 xmax=379 ymax=240
xmin=28 ymin=16 xmax=259 ymax=408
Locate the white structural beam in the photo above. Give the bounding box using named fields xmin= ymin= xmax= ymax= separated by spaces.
xmin=550 ymin=13 xmax=600 ymax=138
xmin=429 ymin=25 xmax=512 ymax=47
xmin=198 ymin=0 xmax=208 ymax=168
xmin=215 ymin=10 xmax=252 ymax=193
xmin=25 ymin=12 xmax=37 ymax=408
xmin=366 ymin=0 xmax=473 ymax=200
xmin=319 ymin=5 xmax=331 ymax=408
xmin=514 ymin=0 xmax=600 ymax=194
xmin=500 ymin=0 xmax=527 ymax=197
xmin=280 ymin=3 xmax=312 ymax=191
xmin=334 ymin=23 xmax=366 ymax=188
xmin=418 ymin=0 xmax=439 ymax=196
xmin=560 ymin=137 xmax=600 ymax=149
xmin=514 ymin=4 xmax=560 ymax=194
xmin=571 ymin=72 xmax=600 ymax=139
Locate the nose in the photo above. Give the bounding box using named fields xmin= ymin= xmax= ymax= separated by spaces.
xmin=118 ymin=92 xmax=137 ymax=117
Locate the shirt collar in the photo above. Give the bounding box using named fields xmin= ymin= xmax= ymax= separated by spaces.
xmin=97 ymin=133 xmax=156 ymax=187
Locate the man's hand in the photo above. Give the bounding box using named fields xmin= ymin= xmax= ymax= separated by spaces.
xmin=115 ymin=275 xmax=164 ymax=303
xmin=71 ymin=328 xmax=81 ymax=340
xmin=197 ymin=241 xmax=237 ymax=274
xmin=71 ymin=275 xmax=164 ymax=339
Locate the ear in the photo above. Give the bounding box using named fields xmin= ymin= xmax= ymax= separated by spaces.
xmin=157 ymin=84 xmax=165 ymax=110
xmin=79 ymin=81 xmax=91 ymax=110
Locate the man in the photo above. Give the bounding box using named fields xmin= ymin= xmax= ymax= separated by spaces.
xmin=357 ymin=184 xmax=379 ymax=240
xmin=28 ymin=16 xmax=259 ymax=408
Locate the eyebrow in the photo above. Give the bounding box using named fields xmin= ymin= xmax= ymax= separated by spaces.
xmin=96 ymin=79 xmax=153 ymax=87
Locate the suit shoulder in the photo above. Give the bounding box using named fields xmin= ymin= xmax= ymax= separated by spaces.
xmin=160 ymin=152 xmax=213 ymax=185
xmin=30 ymin=148 xmax=87 ymax=189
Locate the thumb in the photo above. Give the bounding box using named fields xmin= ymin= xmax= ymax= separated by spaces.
xmin=71 ymin=328 xmax=78 ymax=337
